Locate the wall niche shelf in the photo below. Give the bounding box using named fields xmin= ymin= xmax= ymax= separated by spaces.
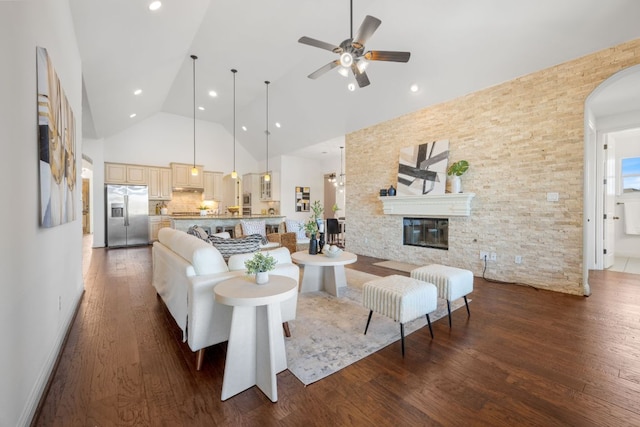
xmin=379 ymin=193 xmax=475 ymax=217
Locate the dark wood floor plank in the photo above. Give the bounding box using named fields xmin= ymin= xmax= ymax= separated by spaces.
xmin=32 ymin=242 xmax=640 ymax=426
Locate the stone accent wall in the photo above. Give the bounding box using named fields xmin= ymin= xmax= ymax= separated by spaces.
xmin=346 ymin=38 xmax=640 ymax=295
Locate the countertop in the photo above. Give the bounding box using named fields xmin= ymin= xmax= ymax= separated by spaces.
xmin=168 ymin=215 xmax=284 ymax=220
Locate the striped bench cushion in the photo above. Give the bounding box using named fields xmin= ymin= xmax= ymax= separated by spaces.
xmin=363 ymin=275 xmax=437 ymax=324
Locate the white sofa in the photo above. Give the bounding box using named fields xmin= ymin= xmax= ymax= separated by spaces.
xmin=152 ymin=227 xmax=299 ymax=370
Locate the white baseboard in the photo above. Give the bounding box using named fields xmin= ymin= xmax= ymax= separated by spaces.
xmin=18 ymin=288 xmax=84 ymax=427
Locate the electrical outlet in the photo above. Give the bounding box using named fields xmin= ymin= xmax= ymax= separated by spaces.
xmin=515 ymin=255 xmax=522 ymax=264
xmin=490 ymin=252 xmax=497 ymax=261
xmin=480 ymin=251 xmax=489 ymax=260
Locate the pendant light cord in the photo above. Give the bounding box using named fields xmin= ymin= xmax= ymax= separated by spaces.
xmin=191 ymin=55 xmax=197 ymax=169
xmin=232 ymin=69 xmax=237 ymax=175
xmin=265 ymin=81 xmax=270 ymax=178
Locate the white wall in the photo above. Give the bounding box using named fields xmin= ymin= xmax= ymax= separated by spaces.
xmin=613 ymin=131 xmax=640 ymax=257
xmin=0 ymin=1 xmax=84 ymax=426
xmin=280 ymin=155 xmax=327 ymax=222
xmin=104 ymin=112 xmax=257 ymax=173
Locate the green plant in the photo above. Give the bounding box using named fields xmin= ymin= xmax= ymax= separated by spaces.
xmin=304 ymin=219 xmax=318 ymax=236
xmin=198 ymin=204 xmax=208 ymax=210
xmin=332 ymin=203 xmax=340 ymax=212
xmin=447 ymin=160 xmax=469 ymax=176
xmin=310 ymin=200 xmax=324 ymax=220
xmin=244 ymin=252 xmax=277 ymax=274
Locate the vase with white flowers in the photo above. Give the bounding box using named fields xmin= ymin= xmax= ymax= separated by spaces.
xmin=244 ymin=252 xmax=277 ymax=285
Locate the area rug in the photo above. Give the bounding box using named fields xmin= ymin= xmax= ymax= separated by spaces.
xmin=285 ymin=268 xmax=466 ymax=385
xmin=372 ymin=260 xmax=421 ymax=273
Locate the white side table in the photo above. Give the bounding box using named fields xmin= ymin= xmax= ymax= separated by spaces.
xmin=290 ymin=251 xmax=357 ymax=297
xmin=214 ymin=274 xmax=297 ymax=402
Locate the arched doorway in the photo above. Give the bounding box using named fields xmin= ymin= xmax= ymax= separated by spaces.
xmin=583 ymin=64 xmax=640 ymax=294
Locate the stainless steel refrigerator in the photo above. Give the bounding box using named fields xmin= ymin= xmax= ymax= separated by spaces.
xmin=106 ymin=184 xmax=149 ymax=247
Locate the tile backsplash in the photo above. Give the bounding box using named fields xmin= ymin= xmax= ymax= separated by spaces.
xmin=149 ymin=192 xmax=219 ymax=215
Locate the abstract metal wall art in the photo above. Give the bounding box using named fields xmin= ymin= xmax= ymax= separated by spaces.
xmin=397 ymin=140 xmax=449 ymax=196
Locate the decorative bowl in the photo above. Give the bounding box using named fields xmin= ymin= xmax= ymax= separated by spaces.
xmin=324 ymin=246 xmax=343 ymax=258
xmin=227 ymin=206 xmax=240 ymax=214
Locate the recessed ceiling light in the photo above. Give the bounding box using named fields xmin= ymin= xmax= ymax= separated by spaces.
xmin=129 ymin=113 xmax=136 ymax=118
xmin=133 ymin=89 xmax=142 ymax=95
xmin=347 ymin=83 xmax=356 ymax=92
xmin=198 ymin=106 xmax=205 ymax=111
xmin=275 ymin=122 xmax=281 ymax=128
xmin=209 ymin=90 xmax=218 ymax=98
xmin=410 ymin=84 xmax=419 ymax=93
xmin=148 ymin=1 xmax=161 ymax=11
xmin=242 ymin=126 xmax=247 ymax=131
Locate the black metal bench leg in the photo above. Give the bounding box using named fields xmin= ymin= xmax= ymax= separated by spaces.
xmin=464 ymin=296 xmax=470 ymax=317
xmin=426 ymin=313 xmax=434 ymax=338
xmin=447 ymin=300 xmax=452 ymax=328
xmin=364 ymin=310 xmax=373 ymax=335
xmin=400 ymin=323 xmax=405 ymax=357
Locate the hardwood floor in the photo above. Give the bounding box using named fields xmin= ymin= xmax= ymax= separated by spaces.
xmin=33 ymin=243 xmax=640 ymax=426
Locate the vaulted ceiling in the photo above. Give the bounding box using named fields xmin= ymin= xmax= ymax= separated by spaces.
xmin=70 ymin=0 xmax=640 ymax=160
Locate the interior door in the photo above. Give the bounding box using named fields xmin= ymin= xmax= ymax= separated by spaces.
xmin=603 ymin=139 xmax=616 ymax=268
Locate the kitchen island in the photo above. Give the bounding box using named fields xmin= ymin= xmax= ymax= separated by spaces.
xmin=170 ymin=215 xmax=284 ymax=235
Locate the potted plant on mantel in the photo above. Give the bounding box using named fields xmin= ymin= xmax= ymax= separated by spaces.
xmin=244 ymin=252 xmax=277 ymax=285
xmin=447 ymin=160 xmax=469 ymax=194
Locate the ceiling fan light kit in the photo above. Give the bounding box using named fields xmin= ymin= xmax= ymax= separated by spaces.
xmin=298 ymin=0 xmax=410 ymax=89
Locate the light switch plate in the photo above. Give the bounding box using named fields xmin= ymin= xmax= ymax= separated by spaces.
xmin=547 ymin=192 xmax=559 ymax=202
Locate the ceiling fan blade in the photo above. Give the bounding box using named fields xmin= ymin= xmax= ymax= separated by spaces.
xmin=298 ymin=36 xmax=341 ymax=53
xmin=352 ymin=15 xmax=381 ymax=48
xmin=364 ymin=50 xmax=411 ymax=62
xmin=308 ymin=60 xmax=340 ymax=79
xmin=351 ymin=64 xmax=370 ymax=88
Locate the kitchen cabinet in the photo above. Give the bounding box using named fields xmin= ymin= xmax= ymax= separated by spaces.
xmin=243 ymin=173 xmax=262 ymax=214
xmin=171 ymin=162 xmax=204 ymax=189
xmin=149 ymin=216 xmax=171 ymax=242
xmin=203 ymin=171 xmax=223 ymax=201
xmin=260 ymin=172 xmax=280 ymax=201
xmin=148 ymin=167 xmax=172 ymax=200
xmin=105 ymin=163 xmax=148 ymax=185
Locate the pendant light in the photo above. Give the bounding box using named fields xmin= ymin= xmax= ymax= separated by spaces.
xmin=264 ymin=80 xmax=271 ymax=182
xmin=230 ymin=69 xmax=238 ymax=179
xmin=339 ymin=146 xmax=345 ymax=187
xmin=190 ymin=54 xmax=199 ymax=176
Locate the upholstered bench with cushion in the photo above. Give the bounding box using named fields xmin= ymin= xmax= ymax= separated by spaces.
xmin=410 ymin=264 xmax=473 ymax=328
xmin=362 ymin=274 xmax=437 ymax=356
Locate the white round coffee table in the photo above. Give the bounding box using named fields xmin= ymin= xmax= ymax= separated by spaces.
xmin=214 ymin=274 xmax=297 ymax=402
xmin=290 ymin=250 xmax=357 ymax=297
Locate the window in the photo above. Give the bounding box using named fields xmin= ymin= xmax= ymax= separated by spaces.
xmin=621 ymin=157 xmax=640 ymax=193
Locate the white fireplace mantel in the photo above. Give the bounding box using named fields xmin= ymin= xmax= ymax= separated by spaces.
xmin=379 ymin=193 xmax=475 ymax=217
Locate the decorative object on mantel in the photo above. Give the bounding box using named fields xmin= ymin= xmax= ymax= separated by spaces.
xmin=379 ymin=193 xmax=476 ymax=217
xmin=447 ymin=160 xmax=469 ymax=194
xmin=387 ymin=185 xmax=396 ymax=196
xmin=397 ymin=140 xmax=449 ymax=196
xmin=379 ymin=188 xmax=388 ymax=196
xmin=244 ymin=252 xmax=277 ymax=285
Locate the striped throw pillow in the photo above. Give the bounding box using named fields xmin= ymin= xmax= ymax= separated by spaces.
xmin=209 ymin=234 xmax=262 ymax=261
xmin=241 ymin=220 xmax=266 ymax=237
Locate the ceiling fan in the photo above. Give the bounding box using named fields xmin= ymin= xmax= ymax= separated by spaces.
xmin=298 ymin=0 xmax=410 ymax=88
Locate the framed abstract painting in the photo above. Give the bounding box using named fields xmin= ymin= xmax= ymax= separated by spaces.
xmin=397 ymin=140 xmax=449 ymax=196
xmin=37 ymin=46 xmax=77 ymax=227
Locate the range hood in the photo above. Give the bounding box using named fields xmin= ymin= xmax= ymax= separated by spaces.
xmin=172 ymin=186 xmax=204 ymax=193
